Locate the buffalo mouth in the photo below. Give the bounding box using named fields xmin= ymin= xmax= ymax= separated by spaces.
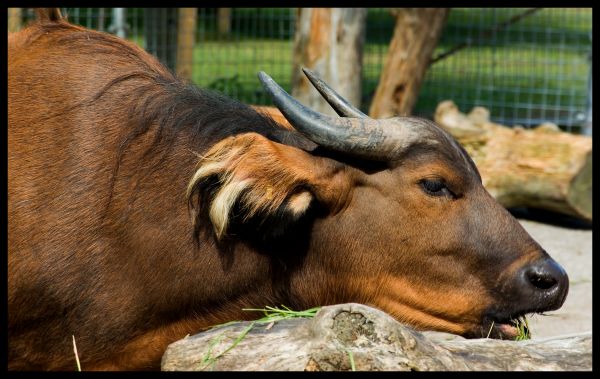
xmin=466 ymin=314 xmax=532 ymax=340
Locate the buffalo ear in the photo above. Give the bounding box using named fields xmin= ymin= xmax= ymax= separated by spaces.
xmin=186 ymin=132 xmax=352 ymax=240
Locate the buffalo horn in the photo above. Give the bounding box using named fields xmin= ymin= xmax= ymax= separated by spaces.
xmin=301 ymin=67 xmax=368 ymax=119
xmin=258 ymin=71 xmax=416 ymax=161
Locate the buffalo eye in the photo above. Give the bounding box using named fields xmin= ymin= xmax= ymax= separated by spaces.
xmin=419 ymin=178 xmax=454 ymax=198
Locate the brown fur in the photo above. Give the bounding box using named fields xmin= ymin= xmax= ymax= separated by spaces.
xmin=253 ymin=105 xmax=293 ymax=129
xmin=9 ymin=11 xmax=566 ymax=371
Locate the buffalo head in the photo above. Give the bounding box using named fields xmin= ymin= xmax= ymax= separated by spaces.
xmin=187 ymin=69 xmax=568 ymax=340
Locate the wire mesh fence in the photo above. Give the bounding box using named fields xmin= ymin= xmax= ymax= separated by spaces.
xmin=15 ymin=8 xmax=592 ymax=134
xmin=417 ymin=8 xmax=592 ymax=133
xmin=194 ymin=8 xmax=296 ymax=105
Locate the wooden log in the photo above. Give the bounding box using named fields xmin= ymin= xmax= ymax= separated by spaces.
xmin=162 ymin=303 xmax=592 ymax=371
xmin=291 ymin=8 xmax=367 ymax=116
xmin=369 ymin=8 xmax=449 ymax=118
xmin=434 ymin=101 xmax=592 ymax=222
xmin=176 ymin=8 xmax=197 ymax=80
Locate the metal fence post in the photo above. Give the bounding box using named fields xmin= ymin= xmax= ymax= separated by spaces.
xmin=583 ymin=51 xmax=592 ymax=136
xmin=111 ymin=8 xmax=127 ymax=38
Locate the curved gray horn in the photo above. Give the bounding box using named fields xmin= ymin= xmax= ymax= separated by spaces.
xmin=258 ymin=71 xmax=415 ymax=161
xmin=302 ymin=67 xmax=368 ymax=118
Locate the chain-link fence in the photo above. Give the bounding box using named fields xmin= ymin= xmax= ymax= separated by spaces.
xmin=15 ymin=8 xmax=592 ymax=134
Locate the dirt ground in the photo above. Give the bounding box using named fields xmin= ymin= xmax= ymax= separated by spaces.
xmin=514 ymin=215 xmax=592 ymax=339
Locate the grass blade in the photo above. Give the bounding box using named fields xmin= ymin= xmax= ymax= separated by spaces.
xmin=514 ymin=316 xmax=531 ymax=341
xmin=72 ymin=335 xmax=82 ymax=372
xmin=486 ymin=321 xmax=495 ymax=338
xmin=198 ymin=305 xmax=321 ymax=369
xmin=346 ymin=349 xmax=356 ymax=371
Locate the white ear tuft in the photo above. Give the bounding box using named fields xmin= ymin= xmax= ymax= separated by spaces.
xmin=287 ymin=191 xmax=313 ymax=217
xmin=210 ymin=177 xmax=253 ymax=239
xmin=186 ymin=133 xmax=350 ymax=241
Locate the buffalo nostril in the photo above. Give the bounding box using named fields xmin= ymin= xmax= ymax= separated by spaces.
xmin=525 ymin=258 xmax=566 ymax=292
xmin=515 ymin=256 xmax=569 ymax=312
xmin=528 ymin=272 xmax=557 ymax=290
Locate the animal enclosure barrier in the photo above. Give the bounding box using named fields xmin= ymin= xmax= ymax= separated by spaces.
xmin=15 ymin=7 xmax=592 ymax=134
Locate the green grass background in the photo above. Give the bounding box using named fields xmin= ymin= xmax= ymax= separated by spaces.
xmin=51 ymin=8 xmax=593 ymax=130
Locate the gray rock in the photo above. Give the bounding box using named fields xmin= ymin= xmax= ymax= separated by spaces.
xmin=161 ymin=303 xmax=592 ymax=371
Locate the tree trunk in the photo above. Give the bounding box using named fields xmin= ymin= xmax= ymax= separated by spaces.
xmin=291 ymin=8 xmax=367 ymax=116
xmin=369 ymin=8 xmax=449 ymax=118
xmin=176 ymin=8 xmax=197 ymax=80
xmin=434 ymin=101 xmax=592 ymax=222
xmin=8 ymin=8 xmax=22 ymax=33
xmin=217 ymin=8 xmax=232 ymax=37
